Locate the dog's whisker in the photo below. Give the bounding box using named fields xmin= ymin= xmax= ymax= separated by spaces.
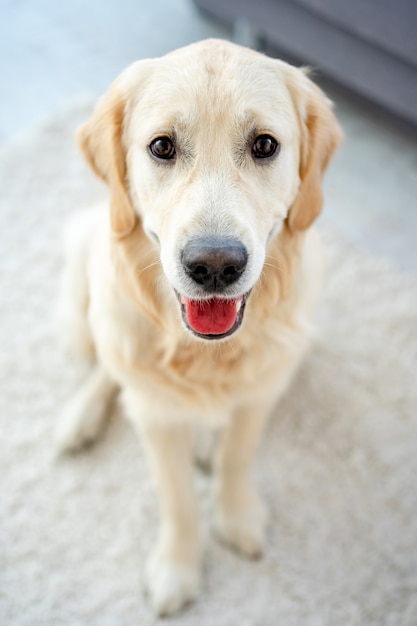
xmin=264 ymin=256 xmax=289 ymax=277
xmin=263 ymin=261 xmax=283 ymax=272
xmin=143 ymin=245 xmax=160 ymax=259
xmin=135 ymin=259 xmax=161 ymax=278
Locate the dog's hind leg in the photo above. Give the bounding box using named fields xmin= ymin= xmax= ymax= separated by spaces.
xmin=56 ymin=365 xmax=119 ymax=452
xmin=55 ymin=209 xmax=119 ymax=451
xmin=57 ymin=209 xmax=100 ymax=359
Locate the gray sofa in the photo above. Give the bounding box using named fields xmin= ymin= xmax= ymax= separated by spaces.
xmin=194 ymin=0 xmax=417 ymax=126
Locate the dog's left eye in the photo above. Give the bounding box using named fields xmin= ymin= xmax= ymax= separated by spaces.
xmin=149 ymin=137 xmax=176 ymax=161
xmin=252 ymin=134 xmax=280 ymax=160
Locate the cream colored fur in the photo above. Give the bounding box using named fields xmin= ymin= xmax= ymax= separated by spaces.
xmin=56 ymin=40 xmax=341 ymax=616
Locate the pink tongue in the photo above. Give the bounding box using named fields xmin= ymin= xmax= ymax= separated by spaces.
xmin=182 ymin=297 xmax=239 ymax=335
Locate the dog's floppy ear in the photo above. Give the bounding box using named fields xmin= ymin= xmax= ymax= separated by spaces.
xmin=285 ymin=69 xmax=342 ymax=232
xmin=77 ymin=62 xmax=152 ymax=238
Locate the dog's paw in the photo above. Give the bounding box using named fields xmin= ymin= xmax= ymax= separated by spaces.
xmin=55 ymin=368 xmax=117 ymax=453
xmin=213 ymin=491 xmax=268 ymax=559
xmin=145 ymin=552 xmax=200 ymax=617
xmin=55 ymin=397 xmax=104 ymax=453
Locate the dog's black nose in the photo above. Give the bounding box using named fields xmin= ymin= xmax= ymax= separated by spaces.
xmin=182 ymin=237 xmax=248 ymax=292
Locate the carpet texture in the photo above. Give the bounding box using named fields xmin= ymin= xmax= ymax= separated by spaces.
xmin=1 ymin=102 xmax=416 ymax=626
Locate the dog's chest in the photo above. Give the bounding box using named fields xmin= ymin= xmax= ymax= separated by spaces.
xmin=91 ymin=269 xmax=310 ymax=422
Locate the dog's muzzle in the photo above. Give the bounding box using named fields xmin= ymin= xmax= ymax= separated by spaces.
xmin=177 ymin=236 xmax=250 ymax=340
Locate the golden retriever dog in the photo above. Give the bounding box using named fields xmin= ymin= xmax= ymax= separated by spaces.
xmin=56 ymin=39 xmax=341 ymax=616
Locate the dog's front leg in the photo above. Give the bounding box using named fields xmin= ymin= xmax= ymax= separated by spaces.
xmin=213 ymin=404 xmax=269 ymax=559
xmin=136 ymin=419 xmax=201 ymax=616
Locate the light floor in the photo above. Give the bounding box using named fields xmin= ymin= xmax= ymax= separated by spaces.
xmin=2 ymin=0 xmax=417 ymax=273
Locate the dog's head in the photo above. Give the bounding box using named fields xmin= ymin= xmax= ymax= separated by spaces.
xmin=79 ymin=39 xmax=341 ymax=340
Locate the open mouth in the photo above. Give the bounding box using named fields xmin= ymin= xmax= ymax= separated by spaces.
xmin=177 ymin=292 xmax=250 ymax=340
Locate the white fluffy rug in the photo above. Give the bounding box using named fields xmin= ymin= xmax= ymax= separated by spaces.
xmin=1 ymin=102 xmax=417 ymax=626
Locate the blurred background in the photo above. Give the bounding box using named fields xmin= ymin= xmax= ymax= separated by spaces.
xmin=1 ymin=0 xmax=417 ymax=272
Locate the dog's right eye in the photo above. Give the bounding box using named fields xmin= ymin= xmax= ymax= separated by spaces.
xmin=149 ymin=137 xmax=176 ymax=161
